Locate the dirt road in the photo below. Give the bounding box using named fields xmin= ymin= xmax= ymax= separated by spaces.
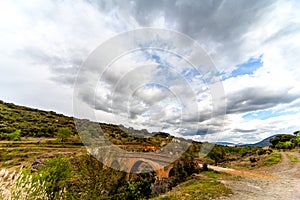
xmin=211 ymin=151 xmax=300 ymax=200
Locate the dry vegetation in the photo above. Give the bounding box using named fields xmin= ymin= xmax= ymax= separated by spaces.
xmin=1 ymin=100 xmax=299 ymax=199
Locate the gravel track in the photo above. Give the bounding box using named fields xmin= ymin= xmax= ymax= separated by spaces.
xmin=212 ymin=151 xmax=300 ymax=200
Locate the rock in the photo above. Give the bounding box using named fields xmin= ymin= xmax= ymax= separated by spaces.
xmin=202 ymin=163 xmax=208 ymax=171
xmin=31 ymin=160 xmax=45 ymax=172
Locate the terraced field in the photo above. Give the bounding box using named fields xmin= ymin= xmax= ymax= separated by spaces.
xmin=0 ymin=138 xmax=85 ymax=170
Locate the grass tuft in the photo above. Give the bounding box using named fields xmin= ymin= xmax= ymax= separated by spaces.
xmin=263 ymin=152 xmax=281 ymax=166
xmin=287 ymin=153 xmax=298 ymax=164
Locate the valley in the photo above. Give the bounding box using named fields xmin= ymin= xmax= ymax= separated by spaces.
xmin=0 ymin=100 xmax=299 ymax=200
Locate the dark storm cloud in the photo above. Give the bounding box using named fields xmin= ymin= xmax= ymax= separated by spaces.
xmin=91 ymin=0 xmax=274 ymax=41
xmin=227 ymin=87 xmax=299 ymax=114
xmin=131 ymin=0 xmax=271 ymax=37
xmin=92 ymin=0 xmax=276 ymax=68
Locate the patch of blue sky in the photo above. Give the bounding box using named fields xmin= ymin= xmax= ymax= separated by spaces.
xmin=136 ymin=37 xmax=176 ymax=53
xmin=180 ymin=68 xmax=201 ymax=82
xmin=172 ymin=107 xmax=181 ymax=113
xmin=242 ymin=109 xmax=297 ymax=120
xmin=140 ymin=48 xmax=183 ymax=68
xmin=141 ymin=49 xmax=171 ymax=67
xmin=143 ymin=83 xmax=165 ymax=90
xmin=141 ymin=112 xmax=150 ymax=117
xmin=216 ymin=71 xmax=227 ymax=81
xmin=151 ymin=54 xmax=161 ymax=63
xmin=143 ymin=49 xmax=160 ymax=63
xmin=153 ymin=67 xmax=180 ymax=86
xmin=139 ymin=48 xmax=207 ymax=88
xmin=225 ymin=55 xmax=263 ymax=79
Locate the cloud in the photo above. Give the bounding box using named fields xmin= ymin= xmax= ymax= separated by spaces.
xmin=102 ymin=0 xmax=277 ymax=71
xmin=0 ymin=0 xmax=299 ymax=143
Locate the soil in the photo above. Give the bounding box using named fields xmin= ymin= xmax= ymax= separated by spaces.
xmin=209 ymin=151 xmax=300 ymax=200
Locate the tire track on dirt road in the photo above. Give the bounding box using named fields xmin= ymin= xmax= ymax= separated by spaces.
xmin=212 ymin=151 xmax=300 ymax=200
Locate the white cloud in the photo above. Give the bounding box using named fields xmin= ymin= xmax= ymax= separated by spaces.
xmin=0 ymin=0 xmax=299 ymax=143
xmin=0 ymin=0 xmax=122 ymax=114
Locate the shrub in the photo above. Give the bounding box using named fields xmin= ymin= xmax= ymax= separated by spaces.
xmin=256 ymin=149 xmax=265 ymax=155
xmin=56 ymin=127 xmax=71 ymax=142
xmin=37 ymin=155 xmax=71 ymax=199
xmin=275 ymin=141 xmax=294 ymax=149
xmin=66 ymin=154 xmax=132 ymax=199
xmin=270 ymin=134 xmax=295 ymax=148
xmin=7 ymin=130 xmax=21 ymax=141
xmin=206 ymin=146 xmax=225 ymax=165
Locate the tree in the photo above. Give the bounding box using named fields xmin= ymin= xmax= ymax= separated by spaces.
xmin=207 ymin=145 xmax=225 ymax=165
xmin=270 ymin=134 xmax=295 ymax=148
xmin=56 ymin=127 xmax=71 ymax=142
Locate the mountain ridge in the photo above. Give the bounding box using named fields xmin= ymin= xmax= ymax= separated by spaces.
xmin=215 ymin=135 xmax=283 ymax=147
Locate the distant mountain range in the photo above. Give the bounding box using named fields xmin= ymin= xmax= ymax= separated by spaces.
xmin=214 ymin=141 xmax=236 ymax=146
xmin=215 ymin=135 xmax=280 ymax=147
xmin=239 ymin=135 xmax=280 ymax=147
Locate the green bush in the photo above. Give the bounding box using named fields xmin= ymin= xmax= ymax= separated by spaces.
xmin=256 ymin=149 xmax=265 ymax=155
xmin=37 ymin=155 xmax=72 ymax=199
xmin=270 ymin=134 xmax=295 ymax=148
xmin=275 ymin=141 xmax=294 ymax=149
xmin=287 ymin=153 xmax=298 ymax=163
xmin=56 ymin=127 xmax=71 ymax=142
xmin=206 ymin=146 xmax=226 ymax=164
xmin=65 ymin=154 xmax=132 ymax=200
xmin=7 ymin=129 xmax=21 ymax=141
xmin=297 ymin=134 xmax=300 ymax=145
xmin=6 ymin=157 xmax=71 ymax=200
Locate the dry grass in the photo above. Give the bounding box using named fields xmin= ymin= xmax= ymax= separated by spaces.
xmin=152 ymin=171 xmax=232 ymax=200
xmin=0 ymin=138 xmax=84 ymax=169
xmin=0 ymin=168 xmax=47 ymax=200
xmin=0 ymin=168 xmax=66 ymax=200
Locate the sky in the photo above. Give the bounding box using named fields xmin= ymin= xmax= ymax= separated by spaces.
xmin=0 ymin=0 xmax=300 ymax=144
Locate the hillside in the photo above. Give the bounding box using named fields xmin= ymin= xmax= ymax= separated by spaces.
xmin=1 ymin=100 xmax=288 ymax=200
xmin=216 ymin=135 xmax=281 ymax=147
xmin=214 ymin=142 xmax=236 ymax=146
xmin=0 ymin=100 xmax=75 ymax=138
xmin=0 ymin=100 xmax=181 ymax=149
xmin=0 ymin=100 xmax=213 ymax=199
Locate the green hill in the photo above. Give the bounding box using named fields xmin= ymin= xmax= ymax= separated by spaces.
xmin=0 ymin=100 xmax=75 ymax=138
xmin=0 ymin=100 xmax=176 ymax=147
